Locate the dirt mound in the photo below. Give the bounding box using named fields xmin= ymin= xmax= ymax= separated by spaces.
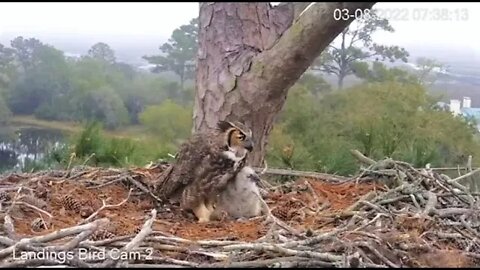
xmin=0 ymin=160 xmax=478 ymax=268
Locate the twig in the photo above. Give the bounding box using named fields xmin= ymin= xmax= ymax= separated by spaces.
xmin=433 ymin=208 xmax=475 ymax=218
xmin=0 ymin=218 xmax=109 ymax=259
xmin=422 ymin=191 xmax=437 ymax=216
xmin=14 ymin=201 xmax=53 ymax=219
xmin=350 ymin=149 xmax=376 ymax=166
xmin=86 ymin=177 xmax=124 ymax=189
xmin=346 ymin=191 xmax=377 ymax=212
xmin=126 ymin=176 xmax=163 ymax=203
xmin=450 ymin=168 xmax=480 ymax=184
xmin=79 ymin=188 xmax=132 ymax=225
xmin=251 ymin=167 xmax=348 ymax=182
xmin=3 ymin=215 xmax=17 ymax=240
xmin=304 ymin=179 xmax=321 ymax=212
xmin=356 ymin=241 xmax=400 ymax=268
xmin=82 ymin=153 xmax=96 ymax=166
xmin=124 ymin=209 xmax=157 ymax=251
xmin=254 ymin=189 xmax=302 ymax=237
xmin=206 ymin=256 xmax=335 ymax=268
xmin=223 ymin=242 xmax=344 ymax=263
xmin=52 ymin=228 xmax=98 ymax=251
xmin=102 ymin=209 xmax=157 ymax=267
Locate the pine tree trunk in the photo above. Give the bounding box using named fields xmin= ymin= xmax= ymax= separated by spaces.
xmin=338 ymin=74 xmax=345 ymax=89
xmin=194 ymin=2 xmax=375 ymax=166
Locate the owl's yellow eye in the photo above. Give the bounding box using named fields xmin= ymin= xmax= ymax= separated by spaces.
xmin=237 ymin=134 xmax=245 ymax=141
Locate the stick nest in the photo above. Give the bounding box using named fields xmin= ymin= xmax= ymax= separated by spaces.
xmin=0 ymin=157 xmax=479 ymax=268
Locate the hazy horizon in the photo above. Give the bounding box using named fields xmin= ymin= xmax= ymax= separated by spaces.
xmin=1 ymin=2 xmax=480 ymax=65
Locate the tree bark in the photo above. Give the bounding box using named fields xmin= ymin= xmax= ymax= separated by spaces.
xmin=194 ymin=2 xmax=376 ymax=166
xmin=338 ymin=73 xmax=345 ymax=89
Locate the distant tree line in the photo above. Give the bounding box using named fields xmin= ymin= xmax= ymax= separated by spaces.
xmin=0 ymin=17 xmax=199 ymax=130
xmin=2 ymin=13 xmax=479 ymax=177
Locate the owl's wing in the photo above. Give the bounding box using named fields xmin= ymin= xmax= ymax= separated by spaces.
xmin=156 ymin=134 xmax=210 ymax=200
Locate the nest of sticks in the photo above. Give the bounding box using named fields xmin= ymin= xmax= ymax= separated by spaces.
xmin=0 ymin=153 xmax=479 ymax=268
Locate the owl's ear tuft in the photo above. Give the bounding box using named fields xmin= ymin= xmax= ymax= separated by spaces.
xmin=217 ymin=120 xmax=234 ymax=132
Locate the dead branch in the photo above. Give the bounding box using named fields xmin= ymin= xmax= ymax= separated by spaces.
xmin=125 ymin=175 xmax=163 ymax=203
xmin=0 ymin=218 xmax=109 ymax=259
xmin=79 ymin=188 xmax=132 ymax=225
xmin=422 ymin=191 xmax=438 ymax=216
xmin=350 ymin=149 xmax=376 ymax=166
xmin=251 ymin=167 xmax=348 ymax=182
xmin=124 ymin=209 xmax=157 ymax=251
xmin=3 ymin=215 xmax=17 ymax=240
xmin=102 ymin=209 xmax=157 ymax=267
xmin=14 ymin=201 xmax=53 ymax=219
xmin=356 ymin=241 xmax=400 ymax=268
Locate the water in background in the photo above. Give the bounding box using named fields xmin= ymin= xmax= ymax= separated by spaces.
xmin=0 ymin=126 xmax=66 ymax=173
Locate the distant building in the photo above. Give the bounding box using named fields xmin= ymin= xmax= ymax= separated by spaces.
xmin=446 ymin=96 xmax=480 ymax=131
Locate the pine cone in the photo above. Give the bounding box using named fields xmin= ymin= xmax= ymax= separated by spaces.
xmin=90 ymin=229 xmax=116 ymax=241
xmin=31 ymin=218 xmax=49 ymax=232
xmin=61 ymin=194 xmax=81 ymax=213
xmin=0 ymin=191 xmax=11 ymax=202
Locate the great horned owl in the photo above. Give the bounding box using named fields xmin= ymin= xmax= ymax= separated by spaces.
xmin=156 ymin=120 xmax=254 ymax=223
xmin=211 ymin=166 xmax=265 ymax=220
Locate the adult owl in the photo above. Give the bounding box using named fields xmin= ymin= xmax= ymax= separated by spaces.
xmin=156 ymin=120 xmax=254 ymax=223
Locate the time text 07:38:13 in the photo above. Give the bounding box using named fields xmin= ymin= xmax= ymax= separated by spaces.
xmin=333 ymin=8 xmax=469 ymax=22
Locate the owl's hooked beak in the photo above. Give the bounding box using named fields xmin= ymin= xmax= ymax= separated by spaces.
xmin=244 ymin=138 xmax=254 ymax=152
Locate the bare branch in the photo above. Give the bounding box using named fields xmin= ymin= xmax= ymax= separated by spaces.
xmin=79 ymin=188 xmax=132 ymax=225
xmin=0 ymin=218 xmax=109 ymax=259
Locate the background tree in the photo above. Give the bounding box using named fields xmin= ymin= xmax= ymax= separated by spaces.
xmin=353 ymin=61 xmax=418 ymax=83
xmin=8 ymin=43 xmax=71 ymax=115
xmin=415 ymin=57 xmax=444 ymax=86
xmin=194 ymin=2 xmax=376 ymax=166
xmin=9 ymin=36 xmax=44 ymax=72
xmin=0 ymin=44 xmax=15 ymax=89
xmin=311 ymin=9 xmax=409 ymax=89
xmin=0 ymin=95 xmax=11 ymax=124
xmin=143 ymin=18 xmax=198 ymax=89
xmin=87 ymin=42 xmax=116 ymax=64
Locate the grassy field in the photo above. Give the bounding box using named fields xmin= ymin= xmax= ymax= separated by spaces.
xmin=9 ymin=115 xmax=150 ymax=140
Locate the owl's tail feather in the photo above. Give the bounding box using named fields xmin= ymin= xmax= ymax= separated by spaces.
xmin=154 ymin=164 xmax=175 ymax=199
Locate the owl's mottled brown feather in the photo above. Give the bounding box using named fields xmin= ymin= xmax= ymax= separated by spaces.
xmin=155 ymin=121 xmax=253 ymax=223
xmin=157 ymin=130 xmax=223 ymax=199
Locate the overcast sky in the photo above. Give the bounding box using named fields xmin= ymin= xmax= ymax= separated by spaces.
xmin=0 ymin=2 xmax=479 ymax=61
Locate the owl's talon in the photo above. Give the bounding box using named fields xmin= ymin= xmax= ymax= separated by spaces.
xmin=193 ymin=202 xmax=212 ymax=223
xmin=198 ymin=217 xmax=210 ymax=223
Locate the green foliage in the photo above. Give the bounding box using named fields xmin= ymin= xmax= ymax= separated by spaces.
xmin=0 ymin=43 xmax=16 ymax=89
xmin=8 ymin=44 xmax=71 ymax=115
xmin=87 ymin=42 xmax=116 ymax=64
xmin=1 ymin=36 xmax=192 ymax=130
xmin=143 ymin=17 xmax=198 ymax=88
xmin=9 ymin=36 xmax=44 ymax=72
xmin=139 ymin=99 xmax=193 ymax=145
xmin=60 ymin=122 xmax=139 ymax=167
xmin=0 ymin=95 xmax=11 ymax=124
xmin=77 ymin=86 xmax=130 ymax=130
xmin=415 ymin=57 xmax=445 ymax=86
xmin=312 ymin=10 xmax=409 ymax=88
xmin=352 ymin=61 xmax=418 ymax=83
xmin=268 ymin=76 xmax=480 ymax=175
xmin=31 ymin=122 xmax=177 ymax=170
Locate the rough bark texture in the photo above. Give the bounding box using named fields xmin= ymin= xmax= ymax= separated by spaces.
xmin=194 ymin=2 xmax=376 ymax=166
